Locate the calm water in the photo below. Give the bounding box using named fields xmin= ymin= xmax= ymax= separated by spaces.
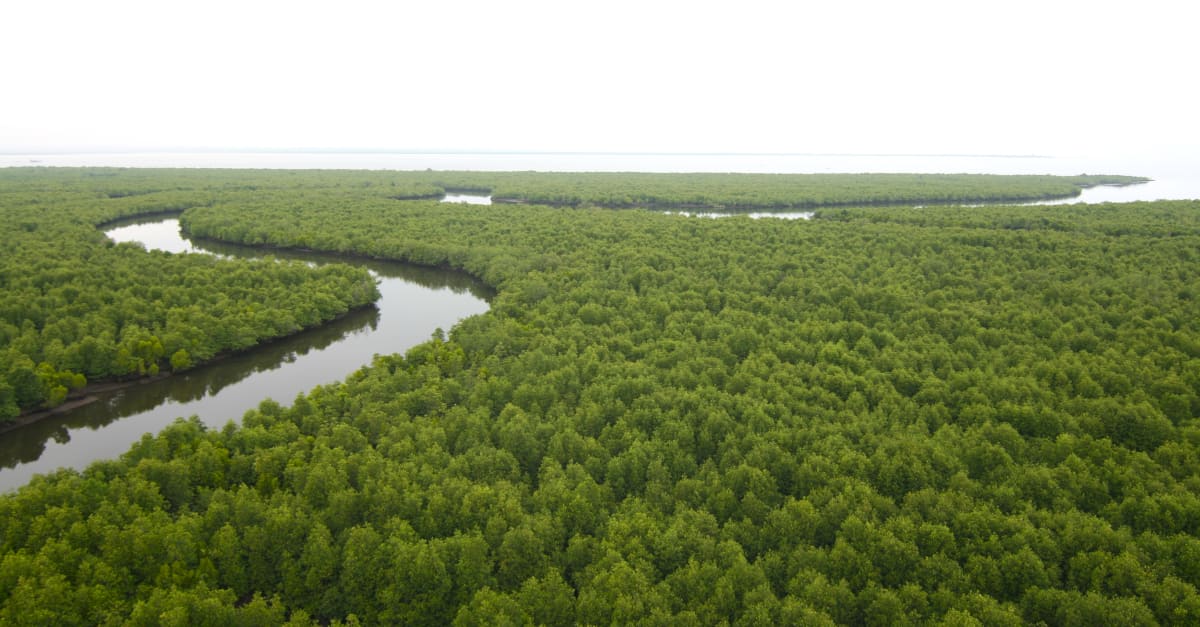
xmin=442 ymin=192 xmax=492 ymax=205
xmin=672 ymin=210 xmax=816 ymax=220
xmin=0 ymin=218 xmax=491 ymax=491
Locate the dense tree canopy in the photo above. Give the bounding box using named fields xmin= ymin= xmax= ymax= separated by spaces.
xmin=0 ymin=169 xmax=379 ymax=419
xmin=470 ymin=172 xmax=1148 ymax=209
xmin=1 ymin=168 xmax=1198 ymax=625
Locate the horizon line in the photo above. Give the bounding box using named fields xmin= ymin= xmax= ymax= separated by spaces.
xmin=1 ymin=148 xmax=1054 ymax=159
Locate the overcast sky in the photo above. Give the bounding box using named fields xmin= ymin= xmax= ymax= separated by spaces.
xmin=2 ymin=0 xmax=1196 ymax=158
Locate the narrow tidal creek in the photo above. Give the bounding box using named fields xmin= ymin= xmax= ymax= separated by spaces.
xmin=0 ymin=217 xmax=491 ymax=491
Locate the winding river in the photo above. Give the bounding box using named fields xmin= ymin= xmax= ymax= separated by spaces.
xmin=0 ymin=182 xmax=1164 ymax=491
xmin=0 ymin=214 xmax=492 ymax=492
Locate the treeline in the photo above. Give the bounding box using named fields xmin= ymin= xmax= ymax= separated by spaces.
xmin=0 ymin=170 xmax=379 ymax=420
xmin=4 ymin=166 xmax=1150 ymax=211
xmin=2 ymin=166 xmax=1198 ymax=624
xmin=3 ymin=166 xmax=444 ymax=199
xmin=443 ymin=172 xmax=1148 ymax=209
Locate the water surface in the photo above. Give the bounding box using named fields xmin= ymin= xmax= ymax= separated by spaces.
xmin=442 ymin=192 xmax=492 ymax=205
xmin=0 ymin=218 xmax=491 ymax=491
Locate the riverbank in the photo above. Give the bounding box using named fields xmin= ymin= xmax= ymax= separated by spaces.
xmin=0 ymin=301 xmax=381 ymax=436
xmin=1 ymin=209 xmax=490 ymax=491
xmin=484 ymin=171 xmax=1152 ymax=211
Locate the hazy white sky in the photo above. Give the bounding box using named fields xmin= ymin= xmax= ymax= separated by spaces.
xmin=2 ymin=0 xmax=1196 ymax=157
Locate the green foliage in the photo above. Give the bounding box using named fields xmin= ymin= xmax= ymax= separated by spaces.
xmin=2 ymin=168 xmax=1198 ymax=624
xmin=423 ymin=171 xmax=1148 ymax=209
xmin=480 ymin=171 xmax=1149 ymax=209
xmin=0 ymin=170 xmax=379 ymax=417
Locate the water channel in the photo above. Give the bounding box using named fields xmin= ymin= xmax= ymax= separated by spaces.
xmin=0 ymin=214 xmax=492 ymax=492
xmin=0 ymin=182 xmax=1167 ymax=490
xmin=449 ymin=182 xmax=1152 ymax=221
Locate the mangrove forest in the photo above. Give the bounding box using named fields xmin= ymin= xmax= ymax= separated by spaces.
xmin=1 ymin=167 xmax=1197 ymax=625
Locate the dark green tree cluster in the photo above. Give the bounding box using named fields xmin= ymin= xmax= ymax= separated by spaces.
xmin=2 ymin=166 xmax=444 ymax=199
xmin=453 ymin=172 xmax=1146 ymax=209
xmin=0 ymin=170 xmax=379 ymax=419
xmin=4 ymin=166 xmax=1149 ymax=211
xmin=1 ymin=168 xmax=1197 ymax=625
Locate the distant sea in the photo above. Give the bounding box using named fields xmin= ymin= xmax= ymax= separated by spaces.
xmin=3 ymin=151 xmax=1197 ymax=203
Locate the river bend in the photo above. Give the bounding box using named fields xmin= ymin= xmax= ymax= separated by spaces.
xmin=0 ymin=217 xmax=491 ymax=491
